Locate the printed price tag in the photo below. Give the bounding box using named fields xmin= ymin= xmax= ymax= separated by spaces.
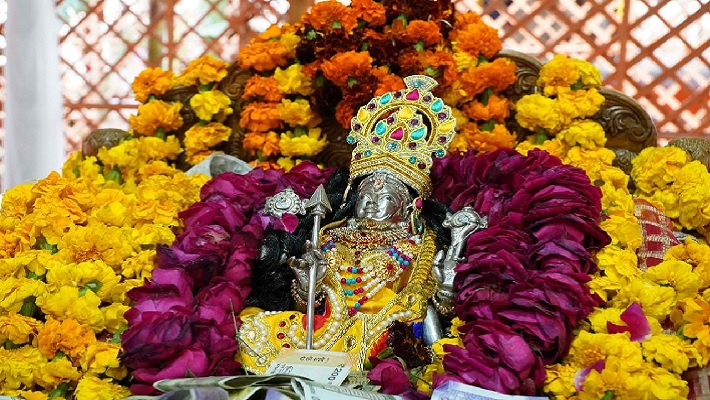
xmin=265 ymin=348 xmax=354 ymax=386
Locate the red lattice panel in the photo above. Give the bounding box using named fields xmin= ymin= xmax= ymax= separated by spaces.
xmin=455 ymin=0 xmax=709 ymax=139
xmin=44 ymin=0 xmax=710 ymax=152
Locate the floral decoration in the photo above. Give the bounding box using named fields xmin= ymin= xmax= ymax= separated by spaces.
xmin=0 ymin=136 xmax=207 ymax=399
xmin=119 ymin=162 xmax=334 ymax=394
xmin=129 ymin=56 xmax=234 ymax=166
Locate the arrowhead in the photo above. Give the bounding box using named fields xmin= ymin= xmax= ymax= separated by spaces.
xmin=303 ymin=184 xmax=332 ymax=215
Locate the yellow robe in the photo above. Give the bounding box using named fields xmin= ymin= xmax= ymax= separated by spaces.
xmin=238 ymin=226 xmax=437 ymax=373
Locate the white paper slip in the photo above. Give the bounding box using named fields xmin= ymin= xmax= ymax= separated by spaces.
xmin=291 ymin=377 xmax=403 ymax=400
xmin=431 ymin=381 xmax=548 ymax=400
xmin=265 ymin=348 xmax=355 ymax=386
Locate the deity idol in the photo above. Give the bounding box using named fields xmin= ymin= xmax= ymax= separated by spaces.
xmin=238 ymin=76 xmax=486 ymax=372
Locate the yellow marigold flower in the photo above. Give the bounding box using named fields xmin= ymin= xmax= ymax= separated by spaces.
xmin=431 ymin=337 xmax=462 ymax=359
xmin=138 ymin=160 xmax=181 ymax=179
xmin=569 ymin=331 xmax=644 ymax=369
xmin=128 ymin=100 xmax=184 ymax=136
xmin=557 ymin=87 xmax=605 ymax=124
xmin=56 ymin=225 xmax=135 ymax=268
xmin=62 ymin=151 xmax=84 ymax=178
xmin=0 ymin=277 xmax=46 ymax=313
xmin=279 ymin=128 xmax=328 ymax=157
xmin=538 ymin=54 xmax=580 ymax=90
xmin=577 ymin=356 xmax=637 ymax=399
xmin=543 ymin=363 xmax=578 ymax=398
xmin=280 ymin=30 xmax=301 ymax=57
xmin=600 ymin=214 xmax=642 ymax=251
xmin=74 ymin=375 xmax=132 ymax=400
xmin=81 ymin=341 xmax=126 ymax=379
xmin=674 ymin=161 xmax=710 ymax=230
xmin=175 ymin=55 xmax=229 ymax=87
xmin=416 ymin=361 xmax=442 ymax=395
xmin=136 ymin=135 xmax=183 ymax=161
xmin=596 ymin=246 xmax=640 ymax=282
xmin=92 ymin=199 xmax=131 ymax=227
xmin=190 ymin=90 xmax=233 ymax=121
xmin=679 ymin=297 xmax=710 ymax=361
xmin=36 ymin=287 xmax=105 ymax=332
xmin=631 ymin=146 xmax=690 ymax=195
xmin=36 ymin=317 xmax=96 ymax=360
xmin=101 ymin=303 xmax=129 ymax=333
xmin=612 ymin=279 xmax=676 ymax=321
xmin=97 ymin=140 xmax=140 ymax=171
xmin=1 ymin=182 xmax=34 ymax=218
xmin=278 ymin=98 xmax=322 ymax=128
xmin=514 ymin=137 xmax=568 ymax=159
xmin=33 ymin=357 xmax=82 ymax=390
xmin=514 ymin=93 xmax=562 ymax=132
xmin=0 ymin=313 xmax=43 ymax=345
xmin=10 ymin=391 xmax=48 ymax=400
xmin=645 ymin=259 xmax=702 ymax=301
xmin=184 ymin=122 xmax=233 ymax=153
xmin=600 ymin=184 xmax=634 ymax=217
xmin=635 ymin=364 xmax=689 ymax=399
xmin=573 ymin=58 xmax=603 ymax=87
xmin=642 ymin=333 xmax=698 ymax=373
xmin=132 ymin=67 xmax=175 ymax=103
xmin=132 ymin=225 xmax=175 ymax=248
xmin=440 ymin=80 xmax=470 ymax=107
xmin=557 ymin=119 xmax=606 ymax=149
xmin=274 ymin=64 xmax=314 ymax=96
xmin=666 ymin=238 xmax=710 ymax=288
xmin=587 ymin=308 xmax=625 ymax=334
xmin=46 ymin=260 xmax=121 ymax=302
xmin=112 ymin=279 xmax=145 ymax=306
xmin=0 ymin=346 xmax=47 ymax=390
xmin=452 ymin=45 xmax=477 ymax=72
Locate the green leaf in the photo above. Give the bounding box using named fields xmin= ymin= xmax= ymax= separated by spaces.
xmin=347 ymin=77 xmax=359 ymax=88
xmin=424 ymin=66 xmax=442 ymax=78
xmin=48 ymin=382 xmax=71 ymax=399
xmin=306 ymin=30 xmax=317 ymax=40
xmin=396 ymin=14 xmax=408 ymax=28
xmin=156 ymin=127 xmax=167 ymax=140
xmin=534 ymin=128 xmax=549 ymax=144
xmin=111 ymin=326 xmax=127 ymax=343
xmin=480 ymin=120 xmax=496 ymax=132
xmin=106 ymin=166 xmax=123 ymax=184
xmin=571 ymin=79 xmax=584 ymax=90
xmin=375 ymin=346 xmax=395 ymax=360
xmin=480 ymin=87 xmax=494 ymax=106
xmin=82 ymin=280 xmax=103 ymax=294
xmin=315 ymin=74 xmax=325 ymax=87
xmin=34 ymin=236 xmax=58 ymax=254
xmin=20 ymin=296 xmax=37 ymax=317
xmin=4 ymin=340 xmax=20 ymax=350
xmin=601 ymin=390 xmax=615 ymax=400
xmin=332 ymin=21 xmax=342 ymax=29
xmin=199 ymin=83 xmax=213 ymax=92
xmin=414 ymin=40 xmax=425 ymax=52
xmin=477 ymin=54 xmax=489 ymax=66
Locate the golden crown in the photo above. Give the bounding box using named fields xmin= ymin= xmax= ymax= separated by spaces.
xmin=347 ymin=75 xmax=457 ymax=197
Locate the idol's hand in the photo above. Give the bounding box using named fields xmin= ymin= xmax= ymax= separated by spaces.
xmin=432 ymin=249 xmax=457 ymax=293
xmin=287 ymin=240 xmax=327 ymax=292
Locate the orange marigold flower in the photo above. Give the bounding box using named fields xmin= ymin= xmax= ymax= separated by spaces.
xmin=302 ymin=1 xmax=358 ymax=34
xmin=242 ymin=76 xmax=284 ymax=102
xmin=239 ymin=103 xmax=282 ymax=132
xmin=37 ymin=317 xmax=96 ymax=360
xmin=454 ymin=11 xmax=483 ymax=29
xmin=459 ymin=58 xmax=517 ymax=97
xmin=131 ymin=67 xmax=175 ymax=103
xmin=402 ymin=20 xmax=443 ymax=47
xmin=453 ymin=22 xmax=502 ymax=59
xmin=351 ymin=0 xmax=387 ymax=27
xmin=424 ymin=51 xmax=459 ymax=88
xmin=238 ymin=41 xmax=290 ymax=72
xmin=449 ymin=122 xmax=517 ymax=154
xmin=372 ymin=67 xmax=405 ymax=96
xmin=335 ymin=101 xmax=357 ymax=129
xmin=128 ymin=100 xmax=184 ymax=136
xmin=242 ymin=131 xmax=281 ymax=158
xmin=462 ymin=95 xmax=511 ymax=123
xmin=321 ymin=51 xmax=373 ymax=87
xmin=175 ymin=55 xmax=229 ymax=87
xmin=255 ymin=25 xmax=285 ymax=42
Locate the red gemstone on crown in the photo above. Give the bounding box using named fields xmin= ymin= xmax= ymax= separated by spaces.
xmin=406 ymin=89 xmax=420 ymax=101
xmin=390 ymin=127 xmax=404 ymax=140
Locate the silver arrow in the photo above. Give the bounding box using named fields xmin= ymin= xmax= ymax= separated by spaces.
xmin=302 ymin=184 xmax=332 ymax=349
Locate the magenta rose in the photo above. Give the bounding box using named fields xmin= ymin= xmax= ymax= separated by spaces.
xmin=366 ymin=358 xmax=429 ymax=400
xmin=124 ymin=268 xmax=194 ymax=325
xmin=528 ymin=214 xmax=610 ymax=250
xmin=442 ymin=320 xmax=545 ymax=395
xmin=130 ymin=347 xmax=210 ymax=394
xmin=179 ymin=199 xmax=248 ymax=235
xmin=280 ymin=161 xmax=335 ymax=198
xmin=155 ymin=245 xmax=224 ymax=289
xmin=175 ymin=224 xmax=233 ymax=262
xmin=527 ymin=239 xmax=596 ymax=274
xmin=192 ymin=322 xmax=240 ymax=375
xmin=196 ymin=277 xmax=250 ymax=319
xmin=121 ymin=312 xmax=196 ymax=371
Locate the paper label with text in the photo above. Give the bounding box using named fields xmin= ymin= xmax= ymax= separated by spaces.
xmin=265 ymin=349 xmax=354 ymax=386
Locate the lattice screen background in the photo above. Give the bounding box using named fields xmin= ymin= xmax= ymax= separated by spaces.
xmin=0 ymin=0 xmax=708 ymax=177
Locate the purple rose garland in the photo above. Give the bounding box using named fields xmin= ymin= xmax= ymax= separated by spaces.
xmin=121 ymin=149 xmax=609 ymax=396
xmin=429 ymin=149 xmax=610 ymax=395
xmin=120 ymin=163 xmax=333 ymax=394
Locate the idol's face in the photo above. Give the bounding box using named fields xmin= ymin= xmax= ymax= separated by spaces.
xmin=355 ymin=181 xmax=407 ymax=222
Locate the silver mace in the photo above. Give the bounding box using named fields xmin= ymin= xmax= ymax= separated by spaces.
xmin=302 ymin=184 xmax=331 ymax=349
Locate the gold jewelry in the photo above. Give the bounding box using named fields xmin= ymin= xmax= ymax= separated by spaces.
xmin=431 ymin=292 xmax=455 ymax=316
xmin=291 ymin=279 xmax=324 ymax=308
xmin=346 ymin=75 xmax=457 ymax=197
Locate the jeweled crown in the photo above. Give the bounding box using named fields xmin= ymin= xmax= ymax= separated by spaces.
xmin=347 ymin=75 xmax=456 ymax=197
